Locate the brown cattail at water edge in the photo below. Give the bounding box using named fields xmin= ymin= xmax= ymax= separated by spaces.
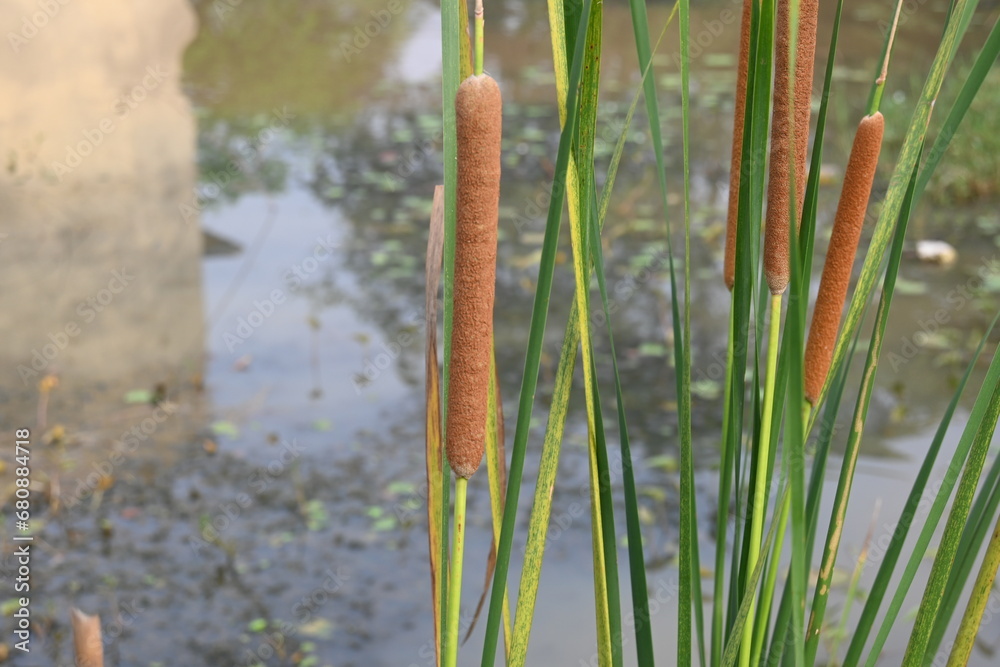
xmin=763 ymin=0 xmax=820 ymax=294
xmin=804 ymin=112 xmax=884 ymax=405
xmin=723 ymin=0 xmax=754 ymax=291
xmin=446 ymin=74 xmax=503 ymax=479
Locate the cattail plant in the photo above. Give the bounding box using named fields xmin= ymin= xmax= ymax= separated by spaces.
xmin=71 ymin=608 xmax=104 ymax=667
xmin=764 ymin=0 xmax=819 ymax=294
xmin=442 ymin=6 xmax=502 ymax=657
xmin=446 ymin=72 xmax=502 ymax=480
xmin=804 ymin=112 xmax=884 ymax=405
xmin=723 ymin=0 xmax=754 ymax=292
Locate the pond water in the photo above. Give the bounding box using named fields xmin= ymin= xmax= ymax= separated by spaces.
xmin=1 ymin=0 xmax=999 ymax=664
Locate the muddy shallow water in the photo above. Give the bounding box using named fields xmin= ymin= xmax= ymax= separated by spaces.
xmin=1 ymin=0 xmax=1000 ymax=664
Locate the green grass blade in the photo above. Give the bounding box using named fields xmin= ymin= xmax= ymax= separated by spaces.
xmin=841 ymin=311 xmax=1000 ymax=665
xmin=588 ymin=350 xmax=624 ymax=667
xmin=926 ymin=442 xmax=1000 ymax=657
xmin=555 ymin=0 xmax=622 ymax=661
xmin=721 ymin=486 xmax=788 ymax=667
xmin=507 ymin=300 xmax=578 ymax=666
xmin=470 ymin=349 xmax=511 ymax=657
xmin=861 ymin=331 xmax=1000 ymax=666
xmin=723 ymin=0 xmax=774 ymax=646
xmin=508 ymin=40 xmax=660 ymax=664
xmin=786 ymin=107 xmax=808 ymax=667
xmin=589 ymin=212 xmax=655 ymax=667
xmin=479 ymin=4 xmax=594 ymax=663
xmin=676 ymin=0 xmax=705 ymax=661
xmin=946 ymin=508 xmax=1000 ymax=666
xmin=439 ymin=0 xmax=462 ymax=654
xmin=902 ymin=376 xmax=1000 ymax=664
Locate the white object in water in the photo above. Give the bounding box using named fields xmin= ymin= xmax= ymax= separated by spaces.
xmin=915 ymin=240 xmax=957 ymax=266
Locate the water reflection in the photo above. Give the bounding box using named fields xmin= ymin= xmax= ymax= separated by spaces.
xmin=0 ymin=0 xmax=204 ymax=483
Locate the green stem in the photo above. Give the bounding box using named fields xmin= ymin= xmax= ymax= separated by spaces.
xmin=474 ymin=0 xmax=484 ymax=76
xmin=445 ymin=476 xmax=468 ymax=667
xmin=740 ymin=291 xmax=783 ymax=667
xmin=712 ymin=304 xmax=737 ymax=667
xmin=751 ymin=456 xmax=791 ymax=667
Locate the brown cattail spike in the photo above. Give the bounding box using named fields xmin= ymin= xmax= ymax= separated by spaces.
xmin=724 ymin=0 xmax=754 ymax=291
xmin=804 ymin=112 xmax=884 ymax=405
xmin=764 ymin=0 xmax=820 ymax=294
xmin=446 ymin=74 xmax=502 ymax=479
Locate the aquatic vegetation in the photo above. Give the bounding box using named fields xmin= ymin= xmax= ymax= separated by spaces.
xmin=424 ymin=0 xmax=1000 ymax=666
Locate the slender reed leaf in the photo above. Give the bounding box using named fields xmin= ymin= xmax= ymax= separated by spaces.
xmin=862 ymin=329 xmax=1000 ymax=666
xmin=902 ymin=377 xmax=1000 ymax=664
xmin=479 ymin=5 xmax=594 ymax=663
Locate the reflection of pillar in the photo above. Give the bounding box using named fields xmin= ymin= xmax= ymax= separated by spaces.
xmin=0 ymin=1 xmax=203 ymax=454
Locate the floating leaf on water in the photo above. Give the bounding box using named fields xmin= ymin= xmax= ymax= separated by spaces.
xmin=211 ymin=420 xmax=239 ymax=438
xmin=373 ymin=516 xmax=397 ymax=531
xmin=366 ymin=506 xmax=384 ymax=519
xmin=638 ymin=485 xmax=667 ymax=502
xmin=387 ymin=480 xmax=417 ymax=495
xmin=323 ymin=185 xmax=345 ymax=199
xmin=300 ymin=617 xmax=335 ymax=639
xmin=638 ymin=505 xmax=657 ymax=525
xmin=691 ymin=379 xmax=722 ymax=400
xmin=371 ymin=250 xmax=389 ymax=267
xmin=305 ymin=499 xmax=328 ymax=531
xmin=268 ymin=531 xmax=295 ymax=547
xmin=645 ymin=454 xmax=679 ymax=473
xmin=124 ymin=389 xmax=153 ymax=404
xmin=313 ymin=419 xmax=332 ymax=432
xmin=638 ymin=342 xmax=669 ymax=357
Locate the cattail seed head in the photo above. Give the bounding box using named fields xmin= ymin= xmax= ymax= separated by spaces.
xmin=764 ymin=0 xmax=820 ymax=294
xmin=724 ymin=0 xmax=754 ymax=291
xmin=446 ymin=74 xmax=502 ymax=479
xmin=804 ymin=112 xmax=884 ymax=405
